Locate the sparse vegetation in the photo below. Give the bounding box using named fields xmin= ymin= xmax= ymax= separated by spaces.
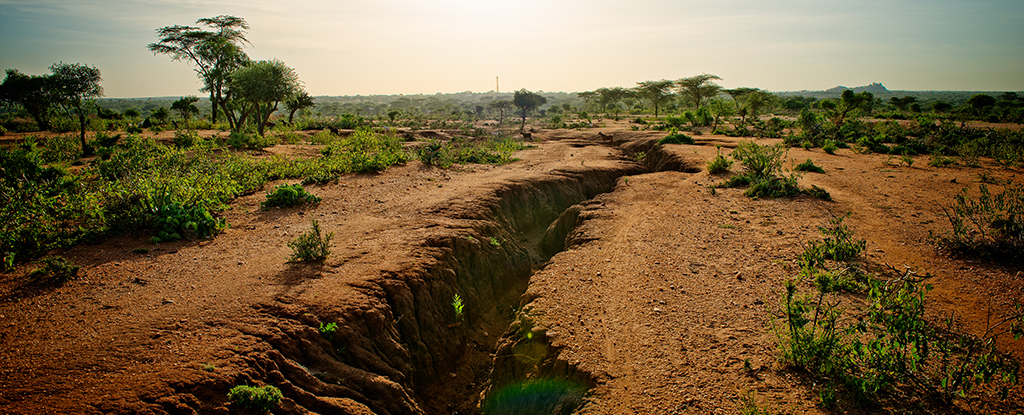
xmin=451 ymin=293 xmax=465 ymax=322
xmin=657 ymin=128 xmax=694 ymax=145
xmin=227 ymin=385 xmax=283 ymax=413
xmin=261 ymin=184 xmax=321 ymax=209
xmin=288 ymin=219 xmax=333 ymax=262
xmin=937 ymin=184 xmax=1023 ymax=264
xmin=706 ymin=146 xmax=733 ymax=174
xmin=777 ymin=217 xmax=1024 ymax=408
xmin=27 ymin=255 xmax=80 ymax=283
xmin=793 ymin=159 xmax=825 ymax=173
xmin=415 ymin=137 xmax=532 ymax=168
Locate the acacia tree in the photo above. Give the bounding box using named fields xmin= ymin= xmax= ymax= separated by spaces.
xmin=149 ymin=15 xmax=250 ymax=126
xmin=513 ymin=89 xmax=547 ymax=131
xmin=171 ymin=95 xmax=199 ymax=125
xmin=284 ymin=90 xmax=315 ymax=124
xmin=489 ymin=99 xmax=514 ymax=125
xmin=597 ymin=87 xmax=629 ymax=117
xmin=635 ymin=80 xmax=675 ymax=117
xmin=820 ymin=90 xmax=873 ymax=130
xmin=0 ymin=69 xmax=56 ymax=130
xmin=576 ymin=91 xmax=598 ymax=111
xmin=676 ymin=74 xmax=722 ymax=110
xmin=227 ymin=59 xmax=301 ymax=136
xmin=49 ymin=62 xmax=103 ymax=154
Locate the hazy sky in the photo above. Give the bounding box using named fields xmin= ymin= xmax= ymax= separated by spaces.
xmin=2 ymin=0 xmax=1022 ymax=98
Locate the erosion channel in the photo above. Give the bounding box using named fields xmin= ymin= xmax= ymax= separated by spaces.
xmin=223 ymin=133 xmax=691 ymax=414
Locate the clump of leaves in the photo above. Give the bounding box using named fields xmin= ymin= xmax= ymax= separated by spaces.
xmin=657 ymin=128 xmax=694 ymax=145
xmin=822 ymin=139 xmax=839 ymax=155
xmin=288 ymin=219 xmax=333 ymax=262
xmin=732 ymin=140 xmax=787 ymax=179
xmin=451 ymin=293 xmax=465 ymax=322
xmin=706 ymin=146 xmax=733 ymax=174
xmin=261 ymin=184 xmax=321 ymax=210
xmin=318 ymin=322 xmax=338 ymax=341
xmin=928 ymin=154 xmax=955 ymax=167
xmin=793 ymin=159 xmax=825 ymax=173
xmin=27 ymin=255 xmax=80 ymax=282
xmin=744 ymin=175 xmax=802 ymax=199
xmin=149 ymin=194 xmax=228 ymax=244
xmin=227 ymin=385 xmax=283 ymax=413
xmin=937 ymin=184 xmax=1023 ymax=264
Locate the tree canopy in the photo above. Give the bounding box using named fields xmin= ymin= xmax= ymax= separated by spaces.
xmin=284 ymin=90 xmax=315 ymax=124
xmin=49 ymin=62 xmax=103 ymax=154
xmin=513 ymin=89 xmax=547 ymax=131
xmin=228 ymin=59 xmax=301 ymax=136
xmin=0 ymin=69 xmax=56 ymax=130
xmin=149 ymin=15 xmax=250 ymax=126
xmin=635 ymin=80 xmax=675 ymax=118
xmin=676 ymin=74 xmax=722 ymax=110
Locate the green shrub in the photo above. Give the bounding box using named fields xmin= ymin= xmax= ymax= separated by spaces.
xmin=302 ymin=172 xmax=339 ymax=185
xmin=261 ymin=184 xmax=321 ymax=210
xmin=148 ymin=194 xmax=228 ymax=244
xmin=658 ymin=129 xmax=694 ymax=145
xmin=172 ymin=130 xmax=200 ymax=148
xmin=27 ymin=255 xmax=80 ymax=282
xmin=288 ymin=219 xmax=333 ymax=262
xmin=39 ymin=135 xmax=82 ymax=164
xmin=322 ymin=129 xmax=409 ymax=172
xmin=937 ymin=184 xmax=1023 ymax=263
xmin=744 ymin=175 xmax=802 ymax=199
xmin=91 ymin=132 xmax=122 ymax=149
xmin=732 ymin=140 xmax=787 ymax=179
xmin=805 ymin=185 xmax=833 ymax=201
xmin=706 ymin=146 xmax=733 ymax=174
xmin=793 ymin=159 xmax=825 ymax=173
xmin=822 ymin=140 xmax=838 ymax=155
xmin=227 ymin=132 xmax=278 ymax=150
xmin=777 ymin=219 xmax=1024 ymax=406
xmin=928 ymin=154 xmax=955 ymax=167
xmin=227 ymin=385 xmax=282 ymax=412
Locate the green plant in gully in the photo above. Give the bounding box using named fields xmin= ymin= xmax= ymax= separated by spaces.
xmin=288 ymin=219 xmax=333 ymax=262
xmin=318 ymin=322 xmax=338 ymax=341
xmin=227 ymin=384 xmax=282 ymax=413
xmin=261 ymin=183 xmax=321 ymax=209
xmin=451 ymin=293 xmax=465 ymax=322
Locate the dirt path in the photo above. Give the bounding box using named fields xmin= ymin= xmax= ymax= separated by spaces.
xmin=1 ymin=127 xmax=1022 ymax=414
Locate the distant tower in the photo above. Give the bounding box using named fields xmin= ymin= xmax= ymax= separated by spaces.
xmin=496 ymin=76 xmax=499 ymax=93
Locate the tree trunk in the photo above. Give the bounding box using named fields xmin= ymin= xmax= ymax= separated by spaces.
xmin=76 ymin=105 xmax=91 ymax=156
xmin=520 ymin=109 xmax=527 ymax=132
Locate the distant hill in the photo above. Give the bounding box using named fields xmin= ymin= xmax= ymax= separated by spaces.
xmin=824 ymin=82 xmax=889 ymax=94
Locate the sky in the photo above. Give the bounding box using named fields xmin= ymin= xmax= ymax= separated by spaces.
xmin=1 ymin=0 xmax=1022 ymax=98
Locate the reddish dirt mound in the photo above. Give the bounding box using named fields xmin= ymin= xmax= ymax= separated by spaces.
xmin=1 ymin=127 xmax=1022 ymax=414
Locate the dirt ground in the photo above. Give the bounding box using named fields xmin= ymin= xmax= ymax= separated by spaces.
xmin=1 ymin=122 xmax=1023 ymax=414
